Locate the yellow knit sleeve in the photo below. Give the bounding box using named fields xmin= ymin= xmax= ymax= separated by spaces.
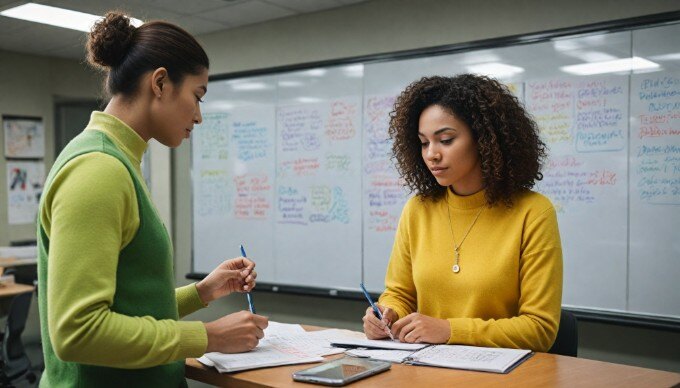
xmin=447 ymin=206 xmax=563 ymax=352
xmin=44 ymin=153 xmax=207 ymax=368
xmin=379 ymin=198 xmax=418 ymax=320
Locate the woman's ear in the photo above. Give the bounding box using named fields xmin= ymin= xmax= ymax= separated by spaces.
xmin=151 ymin=67 xmax=168 ymax=99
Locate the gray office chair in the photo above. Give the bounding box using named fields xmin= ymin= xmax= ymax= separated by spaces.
xmin=548 ymin=309 xmax=578 ymax=357
xmin=0 ymin=291 xmax=37 ymax=385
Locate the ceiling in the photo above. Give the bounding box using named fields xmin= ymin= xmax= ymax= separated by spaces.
xmin=0 ymin=0 xmax=368 ymax=59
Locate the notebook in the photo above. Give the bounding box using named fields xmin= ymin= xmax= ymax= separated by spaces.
xmin=403 ymin=345 xmax=532 ymax=374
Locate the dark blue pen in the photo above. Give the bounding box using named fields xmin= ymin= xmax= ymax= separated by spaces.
xmin=360 ymin=283 xmax=394 ymax=339
xmin=240 ymin=244 xmax=256 ymax=314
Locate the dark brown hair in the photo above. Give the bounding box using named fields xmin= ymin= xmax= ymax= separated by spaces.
xmin=389 ymin=74 xmax=547 ymax=206
xmin=87 ymin=11 xmax=209 ymax=96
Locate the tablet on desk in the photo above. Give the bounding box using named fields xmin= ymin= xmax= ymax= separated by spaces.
xmin=292 ymin=356 xmax=391 ymax=386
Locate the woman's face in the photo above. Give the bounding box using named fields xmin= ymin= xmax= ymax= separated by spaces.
xmin=152 ymin=68 xmax=209 ymax=148
xmin=418 ymin=104 xmax=483 ymax=195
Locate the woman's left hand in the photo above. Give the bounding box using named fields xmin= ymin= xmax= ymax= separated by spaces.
xmin=196 ymin=257 xmax=257 ymax=304
xmin=391 ymin=313 xmax=450 ymax=344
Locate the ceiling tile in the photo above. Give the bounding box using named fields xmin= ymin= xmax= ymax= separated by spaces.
xmin=0 ymin=22 xmax=86 ymax=57
xmin=174 ymin=15 xmax=230 ymax=36
xmin=196 ymin=0 xmax=294 ymax=27
xmin=262 ymin=0 xmax=341 ymax=13
xmin=0 ymin=0 xmax=367 ymax=59
xmin=126 ymin=0 xmax=249 ymax=16
xmin=0 ymin=15 xmax=31 ymax=34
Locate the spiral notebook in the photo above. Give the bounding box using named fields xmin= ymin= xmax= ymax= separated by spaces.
xmin=335 ymin=338 xmax=532 ymax=374
xmin=402 ymin=345 xmax=533 ymax=374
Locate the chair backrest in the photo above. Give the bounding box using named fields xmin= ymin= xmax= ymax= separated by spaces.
xmin=3 ymin=291 xmax=32 ymax=360
xmin=548 ymin=309 xmax=578 ymax=357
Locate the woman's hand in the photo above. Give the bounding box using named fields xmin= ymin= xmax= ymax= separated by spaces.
xmin=362 ymin=304 xmax=398 ymax=339
xmin=391 ymin=313 xmax=450 ymax=344
xmin=204 ymin=311 xmax=269 ymax=353
xmin=196 ymin=257 xmax=257 ymax=304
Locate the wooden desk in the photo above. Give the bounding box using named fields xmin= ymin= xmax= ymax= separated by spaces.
xmin=0 ymin=283 xmax=34 ymax=298
xmin=0 ymin=257 xmax=38 ymax=267
xmin=186 ymin=328 xmax=680 ymax=387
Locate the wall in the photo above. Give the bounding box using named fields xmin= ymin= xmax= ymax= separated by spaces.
xmin=0 ymin=50 xmax=101 ymax=245
xmin=174 ymin=0 xmax=680 ymax=375
xmin=0 ymin=49 xmax=101 ymax=344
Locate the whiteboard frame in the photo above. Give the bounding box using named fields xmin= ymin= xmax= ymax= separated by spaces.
xmin=187 ymin=11 xmax=680 ymax=331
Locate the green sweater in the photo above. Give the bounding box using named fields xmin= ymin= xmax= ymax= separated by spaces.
xmin=38 ymin=112 xmax=207 ymax=387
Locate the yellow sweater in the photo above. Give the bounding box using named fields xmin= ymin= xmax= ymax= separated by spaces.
xmin=379 ymin=189 xmax=563 ymax=352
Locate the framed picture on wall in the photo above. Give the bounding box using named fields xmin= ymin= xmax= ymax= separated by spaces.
xmin=6 ymin=161 xmax=45 ymax=225
xmin=3 ymin=115 xmax=45 ymax=158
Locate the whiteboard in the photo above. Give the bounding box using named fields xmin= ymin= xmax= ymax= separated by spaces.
xmin=192 ymin=21 xmax=680 ymax=321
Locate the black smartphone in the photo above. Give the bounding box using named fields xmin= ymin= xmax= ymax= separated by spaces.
xmin=292 ymin=357 xmax=391 ymax=386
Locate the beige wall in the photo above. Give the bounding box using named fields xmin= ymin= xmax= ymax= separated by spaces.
xmin=0 ymin=50 xmax=101 ymax=245
xmin=0 ymin=49 xmax=101 ymax=344
xmin=175 ymin=0 xmax=680 ymax=376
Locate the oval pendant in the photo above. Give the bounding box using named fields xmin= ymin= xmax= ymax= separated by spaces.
xmin=452 ymin=264 xmax=460 ymax=273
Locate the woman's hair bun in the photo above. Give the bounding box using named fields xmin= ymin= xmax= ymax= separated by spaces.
xmin=87 ymin=11 xmax=137 ymax=68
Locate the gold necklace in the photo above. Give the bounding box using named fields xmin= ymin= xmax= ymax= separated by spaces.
xmin=446 ymin=203 xmax=484 ymax=273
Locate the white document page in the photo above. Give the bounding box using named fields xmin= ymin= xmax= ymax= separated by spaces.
xmin=330 ymin=337 xmax=428 ymax=351
xmin=406 ymin=345 xmax=532 ymax=373
xmin=204 ymin=344 xmax=322 ymax=373
xmin=264 ymin=321 xmax=307 ymax=338
xmin=345 ymin=348 xmax=417 ymax=363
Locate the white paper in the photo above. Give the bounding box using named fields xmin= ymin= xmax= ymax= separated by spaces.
xmin=202 ymin=323 xmax=339 ymax=373
xmin=330 ymin=337 xmax=428 ymax=351
xmin=406 ymin=345 xmax=531 ymax=373
xmin=264 ymin=321 xmax=307 ymax=338
xmin=204 ymin=343 xmax=323 ymax=373
xmin=345 ymin=348 xmax=416 ymax=363
xmin=197 ymin=356 xmax=215 ymax=367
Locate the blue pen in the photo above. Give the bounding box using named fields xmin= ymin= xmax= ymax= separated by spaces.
xmin=360 ymin=283 xmax=394 ymax=340
xmin=240 ymin=244 xmax=256 ymax=314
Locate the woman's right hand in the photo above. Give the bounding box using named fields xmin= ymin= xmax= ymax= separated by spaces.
xmin=204 ymin=310 xmax=269 ymax=353
xmin=362 ymin=304 xmax=397 ymax=339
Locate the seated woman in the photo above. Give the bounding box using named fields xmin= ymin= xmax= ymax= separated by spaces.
xmin=363 ymin=74 xmax=563 ymax=352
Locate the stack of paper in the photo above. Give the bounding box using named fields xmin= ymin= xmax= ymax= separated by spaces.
xmin=198 ymin=322 xmax=365 ymax=373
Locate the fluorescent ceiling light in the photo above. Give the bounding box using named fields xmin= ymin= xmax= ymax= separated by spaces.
xmin=304 ymin=69 xmax=327 ymax=77
xmin=466 ymin=62 xmax=524 ymax=78
xmin=560 ymin=56 xmax=659 ymax=75
xmin=296 ymin=97 xmax=322 ymax=103
xmin=278 ymin=80 xmax=304 ymax=87
xmin=342 ymin=64 xmax=363 ymax=77
xmin=204 ymin=101 xmax=235 ymax=111
xmin=231 ymin=82 xmax=270 ymax=91
xmin=0 ymin=3 xmax=142 ymax=32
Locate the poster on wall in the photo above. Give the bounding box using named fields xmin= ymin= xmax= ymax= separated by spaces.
xmin=6 ymin=161 xmax=44 ymax=225
xmin=3 ymin=116 xmax=45 ymax=158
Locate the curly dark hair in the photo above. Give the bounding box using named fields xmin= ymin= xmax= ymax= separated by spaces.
xmin=388 ymin=74 xmax=547 ymax=206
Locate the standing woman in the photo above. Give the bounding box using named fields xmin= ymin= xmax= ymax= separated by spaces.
xmin=38 ymin=12 xmax=267 ymax=387
xmin=362 ymin=74 xmax=563 ymax=352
